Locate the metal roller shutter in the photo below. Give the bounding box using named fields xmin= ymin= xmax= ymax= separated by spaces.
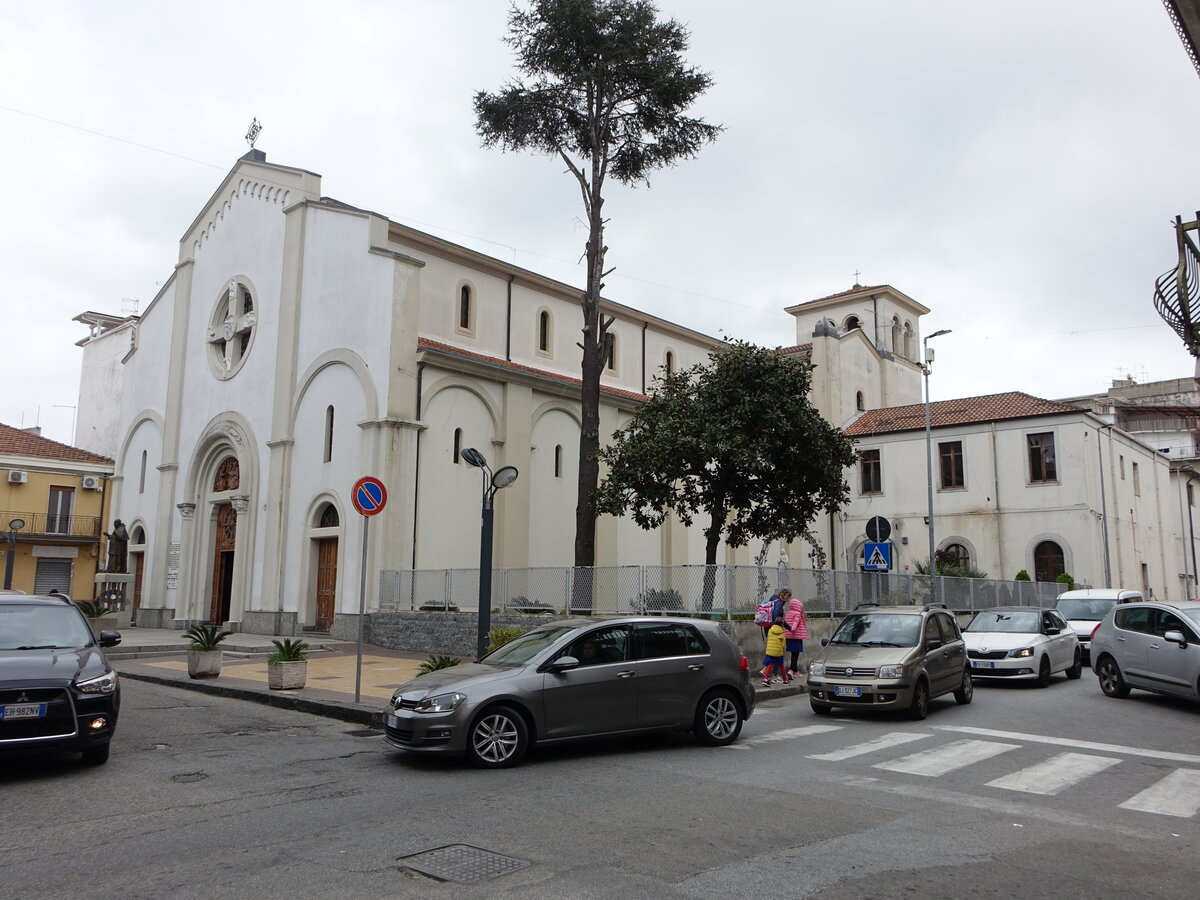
xmin=34 ymin=558 xmax=72 ymax=595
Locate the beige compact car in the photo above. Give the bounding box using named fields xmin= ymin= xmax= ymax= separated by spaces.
xmin=807 ymin=603 xmax=973 ymax=719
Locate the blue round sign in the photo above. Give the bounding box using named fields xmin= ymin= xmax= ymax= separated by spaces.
xmin=352 ymin=476 xmax=387 ymax=516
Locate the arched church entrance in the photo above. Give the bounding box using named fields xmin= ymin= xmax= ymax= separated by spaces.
xmin=130 ymin=525 xmax=146 ymax=625
xmin=313 ymin=503 xmax=340 ymax=632
xmin=210 ymin=503 xmax=236 ymax=624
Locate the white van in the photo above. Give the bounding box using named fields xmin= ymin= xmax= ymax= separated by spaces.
xmin=1053 ymin=589 xmax=1143 ymax=661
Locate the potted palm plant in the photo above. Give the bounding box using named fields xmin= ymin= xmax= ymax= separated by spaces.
xmin=77 ymin=600 xmax=119 ymax=638
xmin=266 ymin=638 xmax=309 ymax=690
xmin=184 ymin=624 xmax=233 ymax=679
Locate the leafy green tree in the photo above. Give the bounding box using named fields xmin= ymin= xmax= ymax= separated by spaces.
xmin=594 ymin=341 xmax=857 ymax=575
xmin=475 ymin=0 xmax=721 ymax=567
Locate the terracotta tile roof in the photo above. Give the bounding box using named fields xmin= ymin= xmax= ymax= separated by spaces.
xmin=778 ymin=343 xmax=813 ymax=355
xmin=417 ymin=339 xmax=649 ymax=403
xmin=845 ymin=391 xmax=1081 ymax=437
xmin=0 ymin=423 xmax=113 ymax=464
xmin=811 ymin=284 xmax=889 ymax=303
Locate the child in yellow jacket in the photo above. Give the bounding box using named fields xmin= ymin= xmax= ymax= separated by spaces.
xmin=762 ymin=617 xmax=790 ymax=686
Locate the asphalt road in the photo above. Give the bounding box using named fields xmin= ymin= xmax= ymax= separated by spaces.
xmin=2 ymin=671 xmax=1197 ymax=899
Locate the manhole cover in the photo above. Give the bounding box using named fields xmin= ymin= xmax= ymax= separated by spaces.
xmin=397 ymin=844 xmax=529 ymax=884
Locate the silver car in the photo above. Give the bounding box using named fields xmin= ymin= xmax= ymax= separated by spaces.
xmin=1091 ymin=601 xmax=1200 ymax=703
xmin=382 ymin=616 xmax=756 ymax=767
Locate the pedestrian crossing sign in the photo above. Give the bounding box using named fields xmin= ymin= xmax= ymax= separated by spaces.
xmin=864 ymin=541 xmax=892 ymax=571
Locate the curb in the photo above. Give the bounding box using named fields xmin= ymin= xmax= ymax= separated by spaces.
xmin=117 ymin=669 xmax=383 ymax=727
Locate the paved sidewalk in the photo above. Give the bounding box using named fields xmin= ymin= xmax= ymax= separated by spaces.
xmin=110 ymin=626 xmax=804 ymax=727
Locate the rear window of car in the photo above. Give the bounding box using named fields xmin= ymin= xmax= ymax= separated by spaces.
xmin=0 ymin=603 xmax=94 ymax=650
xmin=633 ymin=623 xmax=708 ymax=660
xmin=1055 ymin=598 xmax=1116 ymax=621
xmin=1114 ymin=607 xmax=1154 ymax=634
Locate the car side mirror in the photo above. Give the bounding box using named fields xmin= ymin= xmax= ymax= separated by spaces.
xmin=1045 ymin=627 xmax=1061 ymax=635
xmin=98 ymin=631 xmax=122 ymax=648
xmin=545 ymin=655 xmax=579 ymax=673
xmin=926 ymin=638 xmax=943 ymax=651
xmin=1163 ymin=629 xmax=1188 ymax=648
xmin=820 ymin=638 xmax=829 ymax=647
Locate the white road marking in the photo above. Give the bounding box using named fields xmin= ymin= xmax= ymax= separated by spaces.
xmin=874 ymin=739 xmax=1019 ymax=776
xmin=985 ymin=752 xmax=1121 ymax=795
xmin=730 ymin=724 xmax=842 ymax=749
xmin=808 ymin=731 xmax=931 ymax=761
xmin=936 ymin=725 xmax=1200 ymax=765
xmin=1119 ymin=769 xmax=1200 ymax=818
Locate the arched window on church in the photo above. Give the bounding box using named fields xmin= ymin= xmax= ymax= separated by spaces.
xmin=214 ymin=457 xmax=239 ymax=492
xmin=457 ymin=284 xmax=475 ymax=335
xmin=605 ymin=332 xmax=618 ymax=372
xmin=942 ymin=543 xmax=970 ymax=570
xmin=324 ymin=405 xmax=334 ymax=463
xmin=139 ymin=450 xmax=147 ymax=493
xmin=665 ymin=351 xmax=674 ymax=375
xmin=453 ymin=428 xmax=463 ymax=464
xmin=554 ymin=444 xmax=563 ymax=478
xmin=856 ymin=391 xmax=865 ymax=412
xmin=844 ymin=316 xmax=860 ymax=334
xmin=319 ymin=503 xmax=339 ymax=528
xmin=891 ymin=317 xmax=901 ymax=353
xmin=903 ymin=321 xmax=914 ymax=360
xmin=538 ymin=309 xmax=551 ymax=354
xmin=1034 ymin=540 xmax=1066 ymax=583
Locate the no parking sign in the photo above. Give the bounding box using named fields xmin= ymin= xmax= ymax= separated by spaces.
xmin=352 ymin=476 xmax=387 ymax=516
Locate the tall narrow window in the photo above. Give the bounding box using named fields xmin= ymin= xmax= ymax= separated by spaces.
xmin=856 ymin=391 xmax=865 ymax=412
xmin=554 ymin=444 xmax=563 ymax=478
xmin=665 ymin=351 xmax=674 ymax=375
xmin=1027 ymin=432 xmax=1057 ymax=483
xmin=939 ymin=440 xmax=964 ymax=488
xmin=539 ymin=310 xmax=550 ymax=353
xmin=860 ymin=449 xmax=881 ymax=494
xmin=459 ymin=285 xmax=472 ymax=331
xmin=605 ymin=333 xmax=617 ymax=371
xmin=47 ymin=487 xmax=74 ymax=535
xmin=139 ymin=450 xmax=147 ymax=494
xmin=1119 ymin=455 xmax=1125 ymax=479
xmin=324 ymin=405 xmax=335 ymax=463
xmin=453 ymin=428 xmax=463 ymax=463
xmin=903 ymin=322 xmax=913 ymax=359
xmin=1132 ymin=461 xmax=1141 ymax=496
xmin=891 ymin=317 xmax=901 ymax=352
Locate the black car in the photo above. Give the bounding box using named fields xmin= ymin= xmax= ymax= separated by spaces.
xmin=0 ymin=593 xmax=121 ymax=765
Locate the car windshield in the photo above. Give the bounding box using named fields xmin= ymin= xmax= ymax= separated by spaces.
xmin=0 ymin=604 xmax=94 ymax=650
xmin=1055 ymin=599 xmax=1115 ymax=621
xmin=965 ymin=610 xmax=1041 ymax=633
xmin=1179 ymin=606 xmax=1200 ymax=630
xmin=479 ymin=624 xmax=578 ymax=667
xmin=829 ymin=613 xmax=919 ymax=647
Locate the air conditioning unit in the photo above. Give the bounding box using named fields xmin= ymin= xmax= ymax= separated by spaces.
xmin=81 ymin=475 xmax=101 ymax=491
xmin=7 ymin=470 xmax=28 ymax=484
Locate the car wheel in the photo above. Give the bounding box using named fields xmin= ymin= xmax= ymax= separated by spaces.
xmin=466 ymin=704 xmax=528 ymax=768
xmin=80 ymin=744 xmax=110 ymax=766
xmin=694 ymin=690 xmax=744 ymax=746
xmin=810 ymin=698 xmax=832 ymax=715
xmin=1065 ymin=648 xmax=1083 ymax=680
xmin=1097 ymin=655 xmax=1131 ymax=699
xmin=1035 ymin=655 xmax=1052 ymax=688
xmin=953 ymin=668 xmax=974 ymax=704
xmin=908 ymin=679 xmax=929 ymax=720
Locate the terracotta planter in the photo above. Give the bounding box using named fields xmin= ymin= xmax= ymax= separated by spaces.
xmin=267 ymin=660 xmax=307 ymax=690
xmin=187 ymin=649 xmax=223 ymax=679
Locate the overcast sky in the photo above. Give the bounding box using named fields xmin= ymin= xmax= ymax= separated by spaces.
xmin=3 ymin=1 xmax=1199 ymax=447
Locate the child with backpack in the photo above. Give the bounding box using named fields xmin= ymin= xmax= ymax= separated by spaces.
xmin=761 ymin=616 xmax=790 ymax=687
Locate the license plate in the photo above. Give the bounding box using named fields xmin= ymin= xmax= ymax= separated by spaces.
xmin=834 ymin=685 xmax=862 ymax=697
xmin=972 ymin=660 xmax=996 ymax=669
xmin=1 ymin=703 xmax=47 ymax=720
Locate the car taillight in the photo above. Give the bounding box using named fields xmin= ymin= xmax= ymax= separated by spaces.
xmin=1090 ymin=623 xmax=1102 ymax=639
xmin=739 ymin=656 xmax=748 ymax=672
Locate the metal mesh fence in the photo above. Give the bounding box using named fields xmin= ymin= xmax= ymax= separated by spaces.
xmin=380 ymin=566 xmax=1078 ymax=617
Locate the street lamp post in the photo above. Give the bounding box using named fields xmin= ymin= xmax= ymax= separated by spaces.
xmin=923 ymin=329 xmax=952 ymax=604
xmin=461 ymin=448 xmax=519 ymax=660
xmin=3 ymin=518 xmax=26 ymax=591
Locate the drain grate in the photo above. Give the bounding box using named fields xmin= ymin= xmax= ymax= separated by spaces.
xmin=397 ymin=844 xmax=529 ymax=884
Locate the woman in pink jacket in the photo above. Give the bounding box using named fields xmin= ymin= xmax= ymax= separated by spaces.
xmin=784 ymin=595 xmax=808 ymax=678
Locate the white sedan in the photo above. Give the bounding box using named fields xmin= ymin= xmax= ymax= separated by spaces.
xmin=962 ymin=607 xmax=1082 ymax=687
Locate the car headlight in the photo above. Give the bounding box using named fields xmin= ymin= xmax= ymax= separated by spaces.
xmin=413 ymin=692 xmax=466 ymax=714
xmin=76 ymin=670 xmax=118 ymax=694
xmin=1008 ymin=647 xmax=1033 ymax=658
xmin=879 ymin=664 xmax=905 ymax=679
xmin=808 ymin=662 xmax=825 ymax=677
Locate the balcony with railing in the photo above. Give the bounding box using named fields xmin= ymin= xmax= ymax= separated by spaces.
xmin=0 ymin=510 xmax=103 ymax=540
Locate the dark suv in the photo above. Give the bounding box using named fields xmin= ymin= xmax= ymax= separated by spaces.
xmin=0 ymin=593 xmax=121 ymax=765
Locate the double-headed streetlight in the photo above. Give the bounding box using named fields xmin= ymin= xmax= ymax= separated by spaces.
xmin=3 ymin=518 xmax=26 ymax=590
xmin=923 ymin=329 xmax=952 ymax=604
xmin=461 ymin=448 xmax=519 ymax=659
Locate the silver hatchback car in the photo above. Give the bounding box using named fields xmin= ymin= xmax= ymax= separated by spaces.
xmin=1091 ymin=601 xmax=1200 ymax=703
xmin=383 ymin=616 xmax=755 ymax=767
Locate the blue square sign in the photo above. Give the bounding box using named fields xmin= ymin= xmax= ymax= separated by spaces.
xmin=863 ymin=541 xmax=892 ymax=571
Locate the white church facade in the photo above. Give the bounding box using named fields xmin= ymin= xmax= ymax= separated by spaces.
xmin=73 ymin=151 xmax=1195 ymax=632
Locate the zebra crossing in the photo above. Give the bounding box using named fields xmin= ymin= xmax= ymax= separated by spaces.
xmin=734 ymin=720 xmax=1200 ymax=819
